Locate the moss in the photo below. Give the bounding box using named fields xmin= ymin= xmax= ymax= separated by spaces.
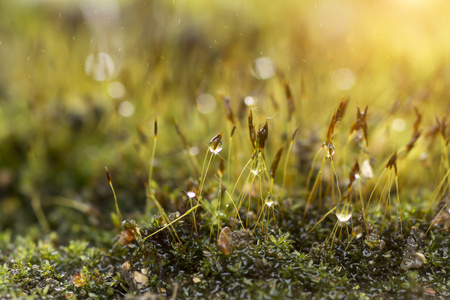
xmin=2 ymin=0 xmax=450 ymax=299
xmin=1 ymin=208 xmax=449 ymax=299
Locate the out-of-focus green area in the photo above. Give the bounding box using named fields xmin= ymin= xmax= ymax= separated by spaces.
xmin=0 ymin=0 xmax=450 ymax=237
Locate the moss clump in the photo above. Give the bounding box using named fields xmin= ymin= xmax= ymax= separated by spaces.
xmin=1 ymin=206 xmax=450 ymax=299
xmin=2 ymin=0 xmax=450 ymax=299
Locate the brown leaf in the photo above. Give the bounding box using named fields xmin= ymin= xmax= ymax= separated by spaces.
xmin=218 ymin=226 xmax=232 ymax=256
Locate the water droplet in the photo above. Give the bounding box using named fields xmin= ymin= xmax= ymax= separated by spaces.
xmin=335 ymin=202 xmax=353 ymax=222
xmin=265 ymin=195 xmax=274 ymax=207
xmin=186 ymin=191 xmax=196 ymax=199
xmin=251 ymin=153 xmax=265 ymax=176
xmin=323 ymin=142 xmax=335 ymax=158
xmin=251 ymin=168 xmax=265 ymax=176
xmin=208 ymin=135 xmax=223 ymax=154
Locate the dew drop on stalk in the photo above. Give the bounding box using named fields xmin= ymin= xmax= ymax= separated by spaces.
xmin=186 ymin=191 xmax=196 ymax=199
xmin=265 ymin=195 xmax=274 ymax=207
xmin=335 ymin=202 xmax=353 ymax=222
xmin=323 ymin=142 xmax=335 ymax=158
xmin=251 ymin=153 xmax=265 ymax=176
xmin=218 ymin=226 xmax=232 ymax=256
xmin=208 ymin=139 xmax=223 ymax=154
xmin=251 ymin=166 xmax=265 ymax=176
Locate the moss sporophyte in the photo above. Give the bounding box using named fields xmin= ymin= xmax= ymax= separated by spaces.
xmin=4 ymin=97 xmax=450 ymax=299
xmin=3 ymin=1 xmax=450 ymax=299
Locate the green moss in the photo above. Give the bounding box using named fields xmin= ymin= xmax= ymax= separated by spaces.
xmin=2 ymin=0 xmax=450 ymax=299
xmin=1 ymin=208 xmax=449 ymax=299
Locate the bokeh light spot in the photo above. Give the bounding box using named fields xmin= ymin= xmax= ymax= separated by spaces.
xmin=392 ymin=118 xmax=406 ymax=132
xmin=253 ymin=57 xmax=276 ymax=80
xmin=85 ymin=52 xmax=115 ymax=82
xmin=108 ymin=81 xmax=126 ymax=99
xmin=331 ymin=68 xmax=355 ymax=90
xmin=118 ymin=101 xmax=135 ymax=117
xmin=196 ymin=94 xmax=216 ymax=114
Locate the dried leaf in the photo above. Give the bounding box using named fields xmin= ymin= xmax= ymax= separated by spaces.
xmin=133 ymin=271 xmax=149 ymax=286
xmin=218 ymin=226 xmax=232 ymax=256
xmin=119 ymin=229 xmax=135 ymax=246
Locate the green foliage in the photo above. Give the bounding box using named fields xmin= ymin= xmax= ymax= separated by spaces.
xmin=1 ymin=0 xmax=450 ymax=299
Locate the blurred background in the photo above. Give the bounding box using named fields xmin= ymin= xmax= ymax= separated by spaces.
xmin=1 ymin=0 xmax=450 ymax=241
